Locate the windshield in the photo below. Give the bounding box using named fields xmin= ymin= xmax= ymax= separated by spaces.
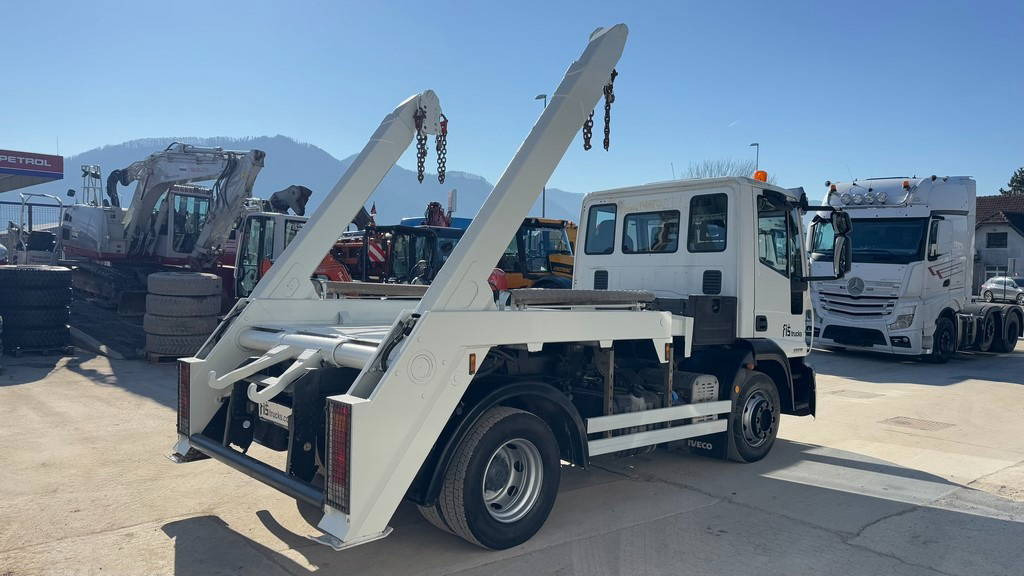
xmin=522 ymin=225 xmax=572 ymax=273
xmin=811 ymin=217 xmax=928 ymax=265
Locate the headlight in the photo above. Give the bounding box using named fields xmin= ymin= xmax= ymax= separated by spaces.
xmin=888 ymin=308 xmax=916 ymax=330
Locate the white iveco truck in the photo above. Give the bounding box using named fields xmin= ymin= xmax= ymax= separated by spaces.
xmin=169 ymin=24 xmax=852 ymax=551
xmin=809 ymin=176 xmax=1022 ymax=362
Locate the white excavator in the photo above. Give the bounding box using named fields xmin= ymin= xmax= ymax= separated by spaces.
xmin=61 ymin=143 xmax=310 ymax=311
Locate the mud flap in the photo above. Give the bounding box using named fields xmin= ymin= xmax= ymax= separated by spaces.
xmin=685 ymin=428 xmax=729 ymax=459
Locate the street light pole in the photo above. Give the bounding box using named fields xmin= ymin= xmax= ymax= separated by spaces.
xmin=536 ymin=94 xmax=548 ymax=217
xmin=749 ymin=142 xmax=760 ymax=172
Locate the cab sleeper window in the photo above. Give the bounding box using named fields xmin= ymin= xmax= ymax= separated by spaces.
xmin=688 ymin=194 xmax=727 ymax=252
xmin=623 ymin=210 xmax=680 ymax=253
xmin=584 ymin=204 xmax=617 ymax=255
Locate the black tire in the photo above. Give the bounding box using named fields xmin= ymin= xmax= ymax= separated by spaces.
xmin=993 ymin=315 xmax=1020 ymax=353
xmin=3 ymin=325 xmax=70 ymax=350
xmin=0 ymin=287 xmax=72 ymax=308
xmin=147 ymin=272 xmax=222 ymax=297
xmin=0 ymin=306 xmax=70 ymax=330
xmin=145 ymin=333 xmax=207 ymax=356
xmin=926 ymin=316 xmax=956 ymax=363
xmin=417 ymin=502 xmax=454 ymax=534
xmin=143 ymin=313 xmax=219 ymax=336
xmin=727 ymin=370 xmax=781 ymax=463
xmin=437 ymin=406 xmax=560 ymax=549
xmin=978 ymin=312 xmax=997 ymax=352
xmin=146 ymin=294 xmax=220 ymax=317
xmin=983 ymin=291 xmax=993 ymax=302
xmin=1016 ymin=294 xmax=1024 ymax=305
xmin=0 ymin=265 xmax=72 ymax=288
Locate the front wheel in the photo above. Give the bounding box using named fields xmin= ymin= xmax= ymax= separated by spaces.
xmin=926 ymin=316 xmax=956 ymax=363
xmin=435 ymin=407 xmax=561 ymax=549
xmin=727 ymin=370 xmax=781 ymax=463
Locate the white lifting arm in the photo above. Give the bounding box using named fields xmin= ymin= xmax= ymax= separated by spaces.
xmin=250 ymin=91 xmax=445 ymax=301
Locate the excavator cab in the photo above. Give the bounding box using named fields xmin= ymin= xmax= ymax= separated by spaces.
xmin=497 ymin=218 xmax=575 ymax=289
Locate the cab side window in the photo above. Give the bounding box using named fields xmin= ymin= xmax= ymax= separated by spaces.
xmin=623 ymin=210 xmax=680 ymax=254
xmin=688 ymin=194 xmax=727 ymax=252
xmin=584 ymin=204 xmax=617 ymax=255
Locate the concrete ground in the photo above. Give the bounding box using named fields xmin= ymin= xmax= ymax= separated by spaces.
xmin=1 ymin=347 xmax=1023 ymax=576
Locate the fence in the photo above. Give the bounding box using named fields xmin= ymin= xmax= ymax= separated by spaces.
xmin=0 ymin=201 xmax=64 ymax=250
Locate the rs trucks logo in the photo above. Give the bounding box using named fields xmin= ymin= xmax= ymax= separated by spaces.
xmin=782 ymin=324 xmax=803 ymax=338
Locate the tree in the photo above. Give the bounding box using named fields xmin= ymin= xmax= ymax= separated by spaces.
xmin=684 ymin=158 xmax=777 ymax=184
xmin=999 ymin=167 xmax=1024 ymax=196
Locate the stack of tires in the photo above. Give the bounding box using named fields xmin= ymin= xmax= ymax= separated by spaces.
xmin=144 ymin=272 xmax=222 ymax=358
xmin=0 ymin=265 xmax=72 ymax=354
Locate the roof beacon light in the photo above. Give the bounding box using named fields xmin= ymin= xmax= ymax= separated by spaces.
xmin=754 ymin=170 xmax=768 ymax=182
xmin=902 ymin=180 xmax=911 ymax=190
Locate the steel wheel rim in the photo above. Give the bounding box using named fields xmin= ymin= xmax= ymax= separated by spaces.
xmin=984 ymin=292 xmax=992 ymax=302
xmin=741 ymin=390 xmax=775 ymax=448
xmin=1017 ymin=294 xmax=1023 ymax=304
xmin=481 ymin=438 xmax=543 ymax=523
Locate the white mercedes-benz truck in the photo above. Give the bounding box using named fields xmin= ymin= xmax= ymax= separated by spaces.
xmin=809 ymin=176 xmax=1022 ymax=362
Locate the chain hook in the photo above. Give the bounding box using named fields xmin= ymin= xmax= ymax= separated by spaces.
xmin=436 ymin=114 xmax=448 ymax=184
xmin=413 ymin=106 xmax=428 ymax=183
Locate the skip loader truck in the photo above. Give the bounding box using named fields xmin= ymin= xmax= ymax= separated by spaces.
xmin=170 ymin=24 xmax=853 ymax=551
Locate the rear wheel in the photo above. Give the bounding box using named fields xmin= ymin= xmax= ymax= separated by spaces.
xmin=926 ymin=316 xmax=956 ymax=363
xmin=727 ymin=370 xmax=780 ymax=463
xmin=993 ymin=315 xmax=1020 ymax=353
xmin=978 ymin=312 xmax=997 ymax=352
xmin=1016 ymin=294 xmax=1024 ymax=305
xmin=436 ymin=406 xmax=560 ymax=549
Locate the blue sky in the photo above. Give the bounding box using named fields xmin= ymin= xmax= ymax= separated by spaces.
xmin=2 ymin=0 xmax=1022 ymax=198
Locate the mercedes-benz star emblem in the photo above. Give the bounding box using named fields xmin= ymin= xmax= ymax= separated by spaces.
xmin=847 ymin=276 xmax=865 ymax=297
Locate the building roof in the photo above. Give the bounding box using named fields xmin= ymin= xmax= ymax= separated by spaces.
xmin=977 ymin=195 xmax=1024 ymax=225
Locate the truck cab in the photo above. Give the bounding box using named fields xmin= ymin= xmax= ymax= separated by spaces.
xmin=575 ymin=177 xmax=813 ymax=357
xmin=808 ymin=176 xmax=975 ymax=359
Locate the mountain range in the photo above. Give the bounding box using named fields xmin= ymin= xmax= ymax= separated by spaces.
xmin=3 ymin=136 xmax=584 ymax=224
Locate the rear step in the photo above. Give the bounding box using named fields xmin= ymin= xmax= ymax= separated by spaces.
xmin=189 ymin=433 xmax=323 ymax=508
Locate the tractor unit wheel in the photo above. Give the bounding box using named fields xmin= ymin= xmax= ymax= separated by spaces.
xmin=926 ymin=316 xmax=956 ymax=363
xmin=727 ymin=370 xmax=781 ymax=463
xmin=437 ymin=406 xmax=561 ymax=549
xmin=978 ymin=311 xmax=997 ymax=353
xmin=993 ymin=314 xmax=1020 ymax=353
xmin=147 ymin=271 xmax=222 ymax=297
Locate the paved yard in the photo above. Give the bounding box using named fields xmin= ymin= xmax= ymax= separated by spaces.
xmin=1 ymin=347 xmax=1022 ymax=575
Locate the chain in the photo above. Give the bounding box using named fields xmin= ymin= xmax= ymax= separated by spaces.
xmin=435 ymin=114 xmax=448 ymax=184
xmin=414 ymin=106 xmax=427 ymax=183
xmin=603 ymin=68 xmax=617 ymax=151
xmin=582 ymin=111 xmax=594 ymax=151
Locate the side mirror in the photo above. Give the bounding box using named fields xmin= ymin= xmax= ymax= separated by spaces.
xmin=831 ymin=211 xmax=852 ymax=235
xmin=833 ymin=234 xmax=852 ymax=279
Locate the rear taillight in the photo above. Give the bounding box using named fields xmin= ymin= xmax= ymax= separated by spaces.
xmin=177 ymin=360 xmax=190 ymax=435
xmin=326 ymin=400 xmax=352 ymax=514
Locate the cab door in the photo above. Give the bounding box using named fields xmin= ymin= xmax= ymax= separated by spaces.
xmin=753 ymin=191 xmax=808 ymax=354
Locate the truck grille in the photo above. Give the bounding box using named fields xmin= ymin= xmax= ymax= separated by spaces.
xmin=818 ymin=291 xmax=896 ymax=316
xmin=817 ymin=279 xmax=900 ymax=317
